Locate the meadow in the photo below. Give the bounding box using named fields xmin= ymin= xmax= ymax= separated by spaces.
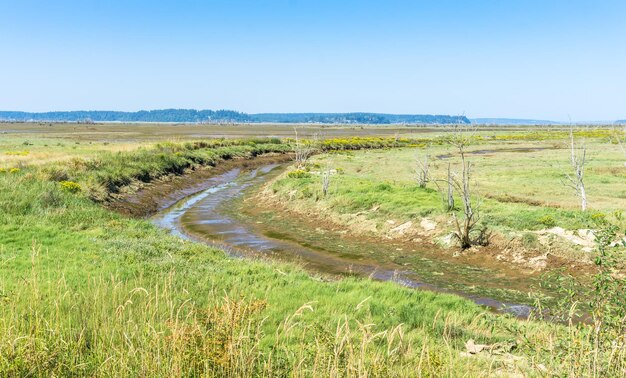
xmin=268 ymin=128 xmax=626 ymax=247
xmin=238 ymin=128 xmax=626 ymax=311
xmin=0 ymin=123 xmax=624 ymax=376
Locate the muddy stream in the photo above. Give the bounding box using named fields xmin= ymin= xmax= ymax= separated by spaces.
xmin=152 ymin=164 xmax=534 ymax=318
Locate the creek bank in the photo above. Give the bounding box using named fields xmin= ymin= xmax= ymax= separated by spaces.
xmin=103 ymin=152 xmax=592 ymax=319
xmin=148 ymin=163 xmax=536 ymax=317
xmin=254 ymin=177 xmax=596 ymax=279
xmin=107 ymin=153 xmax=293 ymax=217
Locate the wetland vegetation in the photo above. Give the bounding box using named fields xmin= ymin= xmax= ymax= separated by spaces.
xmin=0 ymin=123 xmax=624 ymax=376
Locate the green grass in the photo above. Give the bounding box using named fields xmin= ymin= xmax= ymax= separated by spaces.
xmin=0 ymin=134 xmax=624 ymax=376
xmin=270 ymin=137 xmax=625 ymax=236
xmin=0 ymin=157 xmax=526 ymax=376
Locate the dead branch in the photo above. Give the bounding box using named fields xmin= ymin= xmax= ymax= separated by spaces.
xmin=416 ymin=152 xmax=430 ymax=188
xmin=435 ymin=124 xmax=485 ymax=249
xmin=321 ymin=163 xmax=331 ymax=197
xmin=293 ymin=128 xmax=318 ymax=168
xmin=563 ymin=126 xmax=588 ymax=212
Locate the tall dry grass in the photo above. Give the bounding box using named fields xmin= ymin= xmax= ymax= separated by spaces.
xmin=0 ymin=245 xmax=533 ymax=377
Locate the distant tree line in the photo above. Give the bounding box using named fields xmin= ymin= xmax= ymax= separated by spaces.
xmin=0 ymin=109 xmax=470 ymax=124
xmin=252 ymin=113 xmax=469 ymax=124
xmin=0 ymin=109 xmax=248 ymax=123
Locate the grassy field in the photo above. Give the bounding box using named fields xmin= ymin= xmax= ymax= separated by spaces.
xmin=268 ymin=130 xmax=626 ymax=246
xmin=0 ymin=123 xmax=624 ymax=376
xmin=0 ymin=121 xmax=462 ymax=143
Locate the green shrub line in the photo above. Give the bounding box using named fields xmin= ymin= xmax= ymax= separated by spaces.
xmin=37 ymin=137 xmax=418 ymax=202
xmin=34 ymin=136 xmax=451 ymax=203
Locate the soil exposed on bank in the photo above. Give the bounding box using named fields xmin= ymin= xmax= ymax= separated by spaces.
xmin=241 ymin=194 xmax=596 ymax=281
xmin=107 ymin=150 xmax=596 ymax=281
xmin=106 ymin=153 xmax=294 ymax=217
xmin=106 ymin=152 xmax=596 ymax=314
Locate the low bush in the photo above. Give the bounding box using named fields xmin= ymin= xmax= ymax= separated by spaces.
xmin=521 ymin=232 xmax=539 ymax=248
xmin=287 ymin=169 xmax=310 ymax=179
xmin=42 ymin=166 xmax=70 ymax=181
xmin=59 ymin=181 xmax=82 ymax=194
xmin=537 ymin=215 xmax=556 ymax=227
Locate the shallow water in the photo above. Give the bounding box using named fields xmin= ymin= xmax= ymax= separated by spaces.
xmin=151 ymin=164 xmax=534 ymax=318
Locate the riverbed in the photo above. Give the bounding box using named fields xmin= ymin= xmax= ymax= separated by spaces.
xmin=151 ymin=163 xmax=535 ymax=318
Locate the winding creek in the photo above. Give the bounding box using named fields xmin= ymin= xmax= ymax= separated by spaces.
xmin=151 ymin=163 xmax=533 ymax=318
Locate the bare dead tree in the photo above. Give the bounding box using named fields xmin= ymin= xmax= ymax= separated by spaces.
xmin=321 ymin=166 xmax=331 ymax=197
xmin=416 ymin=152 xmax=430 ymax=188
xmin=446 ymin=162 xmax=455 ymax=211
xmin=436 ymin=124 xmax=484 ymax=248
xmin=293 ymin=128 xmax=318 ymax=168
xmin=450 ymin=160 xmax=481 ymax=249
xmin=563 ymin=126 xmax=588 ymax=212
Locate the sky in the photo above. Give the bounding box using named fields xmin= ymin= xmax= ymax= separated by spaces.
xmin=0 ymin=0 xmax=625 ymax=121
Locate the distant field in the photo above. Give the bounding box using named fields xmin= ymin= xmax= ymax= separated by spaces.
xmin=266 ymin=128 xmax=625 ymax=217
xmin=299 ymin=139 xmax=625 ymax=214
xmin=0 ymin=122 xmax=445 ymax=142
xmin=0 ymin=122 xmax=488 ymax=167
xmin=0 ymin=121 xmax=585 ymax=142
xmin=0 ymin=121 xmax=612 ymax=166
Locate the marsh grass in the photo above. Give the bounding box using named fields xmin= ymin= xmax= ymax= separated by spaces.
xmin=4 ymin=247 xmax=624 ymax=377
xmin=270 ymin=137 xmax=626 ymax=236
xmin=0 ymin=238 xmax=514 ymax=376
xmin=0 ymin=134 xmax=624 ymax=376
xmin=0 ymin=250 xmax=453 ymax=376
xmin=0 ymin=152 xmax=512 ymax=376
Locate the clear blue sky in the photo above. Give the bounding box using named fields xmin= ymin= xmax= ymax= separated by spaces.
xmin=1 ymin=0 xmax=625 ymax=121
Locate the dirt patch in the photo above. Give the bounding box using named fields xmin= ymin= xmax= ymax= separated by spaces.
xmin=535 ymin=227 xmax=597 ymax=253
xmin=484 ymin=193 xmax=550 ymax=207
xmin=589 ymin=166 xmax=626 ymax=177
xmin=107 ymin=153 xmax=294 ymax=217
xmin=435 ymin=146 xmax=555 ymax=160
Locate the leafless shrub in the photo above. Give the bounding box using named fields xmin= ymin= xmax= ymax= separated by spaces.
xmin=435 ymin=124 xmax=485 ymax=249
xmin=449 ymin=159 xmax=482 ymax=249
xmin=321 ymin=167 xmax=331 ymax=197
xmin=293 ymin=128 xmax=318 ymax=168
xmin=562 ymin=126 xmax=588 ymax=211
xmin=416 ymin=152 xmax=430 ymax=188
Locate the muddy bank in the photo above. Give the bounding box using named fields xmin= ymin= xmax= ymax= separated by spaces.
xmin=149 ymin=163 xmax=535 ymax=317
xmin=98 ymin=144 xmax=603 ymax=322
xmin=106 ymin=150 xmax=589 ymax=307
xmin=107 ymin=153 xmax=294 ymax=217
xmin=435 ymin=146 xmax=556 ymax=160
xmin=249 ymin=187 xmax=595 ymax=279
